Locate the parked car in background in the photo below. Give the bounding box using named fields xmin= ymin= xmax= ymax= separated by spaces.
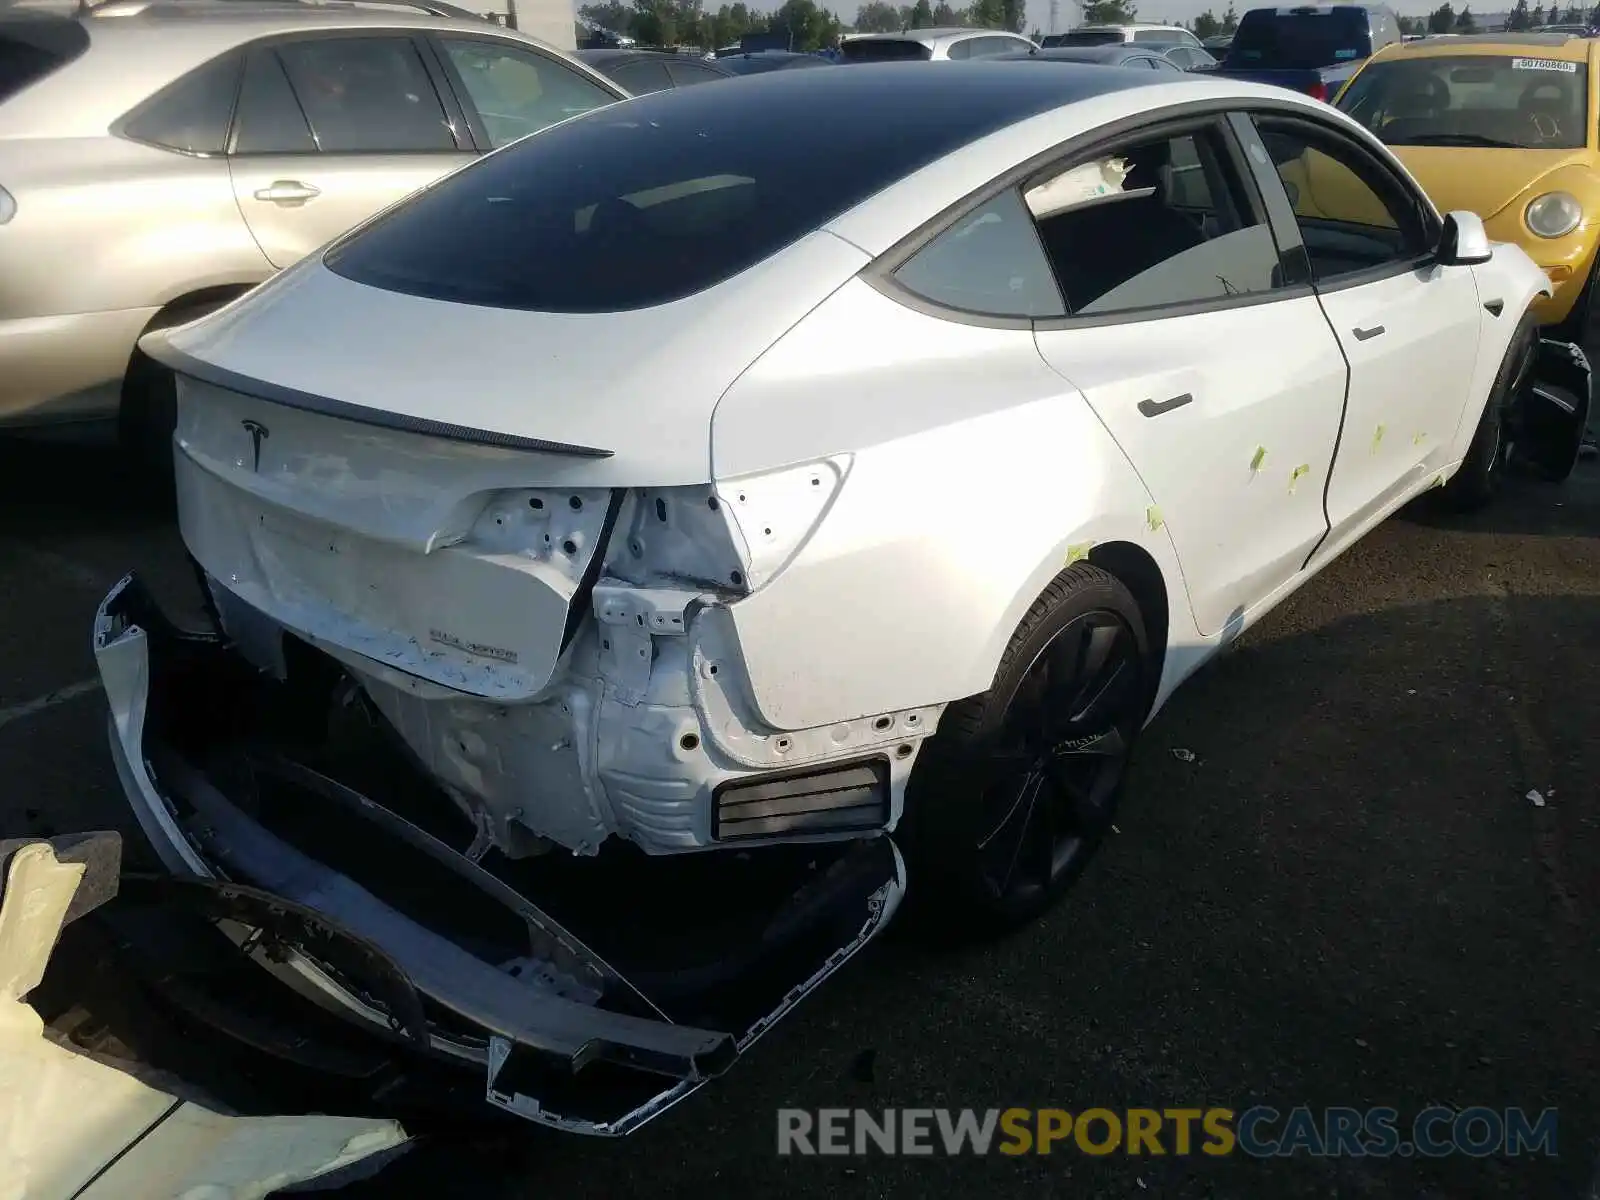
xmin=0 ymin=0 xmax=623 ymax=482
xmin=1041 ymin=23 xmax=1204 ymax=48
xmin=1203 ymin=32 xmax=1235 ymax=54
xmin=839 ymin=26 xmax=1036 ymax=61
xmin=1211 ymin=4 xmax=1402 ymax=101
xmin=1162 ymin=43 xmax=1218 ymax=70
xmin=1333 ymin=32 xmax=1600 ymax=339
xmin=92 ymin=59 xmax=1586 ymax=1140
xmin=716 ymin=48 xmax=833 ymax=74
xmin=993 ymin=43 xmax=1189 ymax=72
xmin=575 ymin=46 xmax=734 ymax=91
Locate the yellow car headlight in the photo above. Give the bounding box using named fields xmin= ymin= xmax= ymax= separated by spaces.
xmin=1525 ymin=191 xmax=1582 ymax=239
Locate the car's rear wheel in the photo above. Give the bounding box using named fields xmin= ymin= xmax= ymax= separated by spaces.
xmin=900 ymin=563 xmax=1150 ymax=936
xmin=1442 ymin=310 xmax=1537 ymax=512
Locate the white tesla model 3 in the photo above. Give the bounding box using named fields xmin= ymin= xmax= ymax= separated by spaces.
xmin=92 ymin=62 xmax=1589 ymax=1134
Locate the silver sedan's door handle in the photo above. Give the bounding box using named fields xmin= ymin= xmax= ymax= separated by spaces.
xmin=1352 ymin=324 xmax=1386 ymax=341
xmin=253 ymin=180 xmax=321 ymax=204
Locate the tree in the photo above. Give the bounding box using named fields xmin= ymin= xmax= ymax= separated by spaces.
xmin=966 ymin=0 xmax=1006 ymax=26
xmin=1082 ymin=0 xmax=1136 ymax=20
xmin=1397 ymin=13 xmax=1422 ymax=32
xmin=1454 ymin=4 xmax=1476 ymax=28
xmin=1000 ymin=0 xmax=1025 ymax=32
xmin=909 ymin=0 xmax=934 ymax=26
xmin=931 ymin=0 xmax=960 ymax=21
xmin=1564 ymin=3 xmax=1584 ymax=20
xmin=853 ymin=0 xmax=902 ymax=29
xmin=767 ymin=0 xmax=840 ymax=48
xmin=1547 ymin=2 xmax=1560 ymax=21
xmin=1505 ymin=0 xmax=1532 ymax=29
xmin=1193 ymin=8 xmax=1221 ymax=38
xmin=578 ymin=0 xmax=633 ymax=35
xmin=1426 ymin=1 xmax=1454 ymax=31
xmin=1221 ymin=2 xmax=1238 ymax=32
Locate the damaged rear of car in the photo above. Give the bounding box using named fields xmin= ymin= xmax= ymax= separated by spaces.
xmin=86 ymin=69 xmax=1052 ymax=1135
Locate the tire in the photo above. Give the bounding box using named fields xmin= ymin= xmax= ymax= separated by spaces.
xmin=898 ymin=563 xmax=1151 ymax=937
xmin=1441 ymin=310 xmax=1537 ymax=512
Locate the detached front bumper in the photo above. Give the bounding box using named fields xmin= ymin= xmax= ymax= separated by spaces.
xmin=92 ymin=574 xmax=904 ymax=1136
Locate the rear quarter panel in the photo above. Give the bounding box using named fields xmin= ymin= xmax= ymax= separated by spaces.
xmin=709 ymin=278 xmax=1195 ymax=732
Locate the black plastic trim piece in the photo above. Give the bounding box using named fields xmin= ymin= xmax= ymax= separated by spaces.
xmin=1138 ymin=392 xmax=1193 ymax=417
xmin=144 ymin=338 xmax=613 ymax=458
xmin=712 ymin=757 xmax=891 ymax=842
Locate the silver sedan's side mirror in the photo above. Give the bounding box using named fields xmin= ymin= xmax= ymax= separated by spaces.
xmin=1437 ymin=210 xmax=1493 ymax=266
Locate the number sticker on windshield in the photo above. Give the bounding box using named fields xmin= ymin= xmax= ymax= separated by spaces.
xmin=1511 ymin=57 xmax=1579 ymax=72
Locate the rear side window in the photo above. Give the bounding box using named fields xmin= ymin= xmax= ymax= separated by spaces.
xmin=888 ymin=125 xmax=1287 ymax=320
xmin=892 ymin=190 xmax=1065 ymax=317
xmin=1052 ymin=30 xmax=1124 ymax=46
xmin=233 ymin=48 xmax=317 ymax=154
xmin=607 ymin=57 xmax=674 ymax=93
xmin=324 ymin=75 xmax=1056 ymax=311
xmin=841 ymin=39 xmax=932 ymax=61
xmin=275 ymin=36 xmax=455 ymax=152
xmin=1230 ymin=9 xmax=1372 ymax=70
xmin=121 ymin=52 xmax=242 ymax=155
xmin=0 ymin=15 xmax=89 ymax=104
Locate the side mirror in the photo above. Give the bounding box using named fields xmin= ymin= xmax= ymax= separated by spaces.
xmin=1437 ymin=210 xmax=1493 ymax=266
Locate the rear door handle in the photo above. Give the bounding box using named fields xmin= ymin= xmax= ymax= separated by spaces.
xmin=1138 ymin=392 xmax=1193 ymax=418
xmin=1352 ymin=324 xmax=1386 ymax=341
xmin=253 ymin=180 xmax=321 ymax=204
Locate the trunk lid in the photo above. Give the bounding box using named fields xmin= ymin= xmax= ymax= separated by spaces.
xmin=147 ymin=230 xmax=869 ymax=488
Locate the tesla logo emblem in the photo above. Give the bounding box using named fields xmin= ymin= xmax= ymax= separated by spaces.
xmin=241 ymin=420 xmax=269 ymax=472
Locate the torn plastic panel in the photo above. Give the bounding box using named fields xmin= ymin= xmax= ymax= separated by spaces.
xmin=1513 ymin=337 xmax=1592 ymax=483
xmin=91 ymin=575 xmax=905 ymax=1135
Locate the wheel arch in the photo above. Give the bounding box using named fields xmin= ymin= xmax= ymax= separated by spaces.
xmin=122 ymin=283 xmax=259 ymax=397
xmin=1088 ymin=539 xmax=1170 ymax=707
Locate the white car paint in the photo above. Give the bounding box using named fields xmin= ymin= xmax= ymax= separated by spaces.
xmin=125 ymin=67 xmax=1555 ymax=872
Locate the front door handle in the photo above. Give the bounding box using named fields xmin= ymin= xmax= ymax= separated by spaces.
xmin=1352 ymin=324 xmax=1386 ymax=341
xmin=1138 ymin=392 xmax=1194 ymax=418
xmin=253 ymin=180 xmax=321 ymax=204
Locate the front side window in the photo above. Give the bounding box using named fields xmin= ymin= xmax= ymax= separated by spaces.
xmin=275 ymin=37 xmax=455 ymax=153
xmin=1253 ymin=116 xmax=1428 ymax=284
xmin=441 ymin=38 xmax=616 ymax=147
xmin=1337 ymin=55 xmax=1589 ymax=150
xmin=122 ymin=52 xmax=241 ymax=155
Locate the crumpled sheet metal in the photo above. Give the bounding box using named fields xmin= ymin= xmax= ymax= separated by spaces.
xmin=0 ymin=839 xmax=409 ymax=1200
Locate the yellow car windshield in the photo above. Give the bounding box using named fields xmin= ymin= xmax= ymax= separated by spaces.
xmin=1336 ymin=55 xmax=1589 ymax=151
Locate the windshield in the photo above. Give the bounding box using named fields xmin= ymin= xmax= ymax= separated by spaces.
xmin=1338 ymin=55 xmax=1589 ymax=150
xmin=840 ymin=38 xmax=932 ymax=61
xmin=1229 ymin=9 xmax=1371 ymax=70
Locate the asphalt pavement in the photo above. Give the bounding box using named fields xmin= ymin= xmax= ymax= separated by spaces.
xmin=0 ymin=393 xmax=1596 ymax=1198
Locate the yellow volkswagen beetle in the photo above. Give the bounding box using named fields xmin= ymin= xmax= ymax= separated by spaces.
xmin=1328 ymin=33 xmax=1600 ymax=340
